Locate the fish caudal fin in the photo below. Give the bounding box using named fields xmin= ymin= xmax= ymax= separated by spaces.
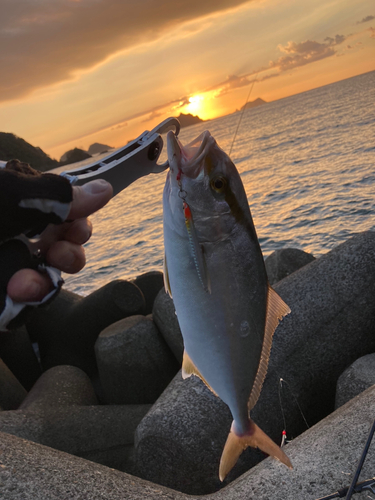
xmin=219 ymin=420 xmax=292 ymax=481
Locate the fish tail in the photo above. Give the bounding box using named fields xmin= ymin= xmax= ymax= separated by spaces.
xmin=219 ymin=419 xmax=292 ymax=481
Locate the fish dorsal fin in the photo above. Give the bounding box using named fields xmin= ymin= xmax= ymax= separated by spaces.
xmin=248 ymin=285 xmax=291 ymax=412
xmin=163 ymin=253 xmax=172 ymax=297
xmin=182 ymin=350 xmax=218 ymax=397
xmin=183 ymin=202 xmax=211 ymax=294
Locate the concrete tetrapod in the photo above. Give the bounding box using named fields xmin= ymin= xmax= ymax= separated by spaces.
xmin=135 ymin=231 xmax=375 ymax=493
xmin=335 ymin=353 xmax=375 ymax=409
xmin=0 ymin=326 xmax=41 ymax=390
xmin=0 ymin=383 xmax=375 ymax=499
xmin=0 ymin=365 xmax=151 ymax=473
xmin=265 ymin=247 xmax=316 ymax=285
xmin=0 ymin=358 xmax=27 ymax=410
xmin=26 ymin=280 xmax=146 ymax=377
xmin=95 ymin=315 xmax=179 ymax=404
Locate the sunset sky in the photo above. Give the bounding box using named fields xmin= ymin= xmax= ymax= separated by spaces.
xmin=0 ymin=0 xmax=374 ymax=160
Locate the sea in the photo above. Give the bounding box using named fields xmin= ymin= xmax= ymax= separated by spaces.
xmin=62 ymin=70 xmax=375 ymax=296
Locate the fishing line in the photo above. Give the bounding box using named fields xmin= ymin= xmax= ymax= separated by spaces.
xmin=281 ymin=378 xmax=310 ymax=431
xmin=278 ymin=377 xmax=310 ymax=445
xmin=250 ymin=325 xmax=309 ymax=446
xmin=278 ymin=378 xmax=288 ymax=433
xmin=229 ymin=74 xmax=258 ymax=157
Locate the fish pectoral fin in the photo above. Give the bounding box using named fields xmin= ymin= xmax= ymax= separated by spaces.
xmin=183 ymin=202 xmax=211 ymax=294
xmin=182 ymin=350 xmax=218 ymax=396
xmin=163 ymin=253 xmax=172 ymax=297
xmin=248 ymin=285 xmax=291 ymax=412
xmin=219 ymin=420 xmax=293 ymax=482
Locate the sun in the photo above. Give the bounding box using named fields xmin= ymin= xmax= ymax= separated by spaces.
xmin=183 ymin=93 xmax=217 ymax=120
xmin=185 ymin=94 xmax=205 ymax=117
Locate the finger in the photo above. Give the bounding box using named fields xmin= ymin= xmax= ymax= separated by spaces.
xmin=7 ymin=269 xmax=54 ymax=303
xmin=63 ymin=218 xmax=93 ymax=245
xmin=68 ymin=180 xmax=113 ymax=220
xmin=32 ymin=217 xmax=92 ymax=256
xmin=46 ymin=240 xmax=86 ymax=274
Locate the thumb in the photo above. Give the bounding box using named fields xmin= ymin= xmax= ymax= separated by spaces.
xmin=68 ymin=180 xmax=113 ymax=220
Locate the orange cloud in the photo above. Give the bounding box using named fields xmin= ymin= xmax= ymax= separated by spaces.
xmin=0 ymin=0 xmax=253 ymax=103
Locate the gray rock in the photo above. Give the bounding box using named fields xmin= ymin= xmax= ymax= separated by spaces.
xmin=0 ymin=325 xmax=41 ymax=390
xmin=135 ymin=232 xmax=375 ymax=493
xmin=0 ymin=358 xmax=27 ymax=410
xmin=95 ymin=315 xmax=179 ymax=404
xmin=153 ymin=289 xmax=184 ymax=363
xmin=1 ymin=384 xmax=375 ymax=500
xmin=26 ymin=280 xmax=146 ymax=377
xmin=133 ymin=271 xmax=164 ymax=315
xmin=20 ymin=365 xmax=98 ymax=410
xmin=0 ymin=404 xmax=151 ymax=473
xmin=265 ymin=247 xmax=315 ymax=285
xmin=335 ymin=353 xmax=375 ymax=409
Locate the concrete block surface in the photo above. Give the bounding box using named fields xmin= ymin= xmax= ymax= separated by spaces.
xmin=95 ymin=315 xmax=179 ymax=404
xmin=265 ymin=247 xmax=315 ymax=285
xmin=0 ymin=358 xmax=27 ymax=410
xmin=335 ymin=353 xmax=375 ymax=409
xmin=20 ymin=365 xmax=98 ymax=410
xmin=152 ymin=290 xmax=183 ymax=363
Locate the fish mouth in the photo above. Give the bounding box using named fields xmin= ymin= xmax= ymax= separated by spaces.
xmin=167 ymin=130 xmax=215 ymax=179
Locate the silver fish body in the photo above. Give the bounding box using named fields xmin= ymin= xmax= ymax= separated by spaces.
xmin=163 ymin=130 xmax=291 ymax=480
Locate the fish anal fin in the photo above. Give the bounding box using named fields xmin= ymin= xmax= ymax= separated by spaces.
xmin=219 ymin=420 xmax=292 ymax=481
xmin=163 ymin=253 xmax=172 ymax=297
xmin=248 ymin=285 xmax=291 ymax=411
xmin=182 ymin=350 xmax=218 ymax=397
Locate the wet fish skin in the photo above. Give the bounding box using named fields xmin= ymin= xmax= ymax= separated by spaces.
xmin=163 ymin=130 xmax=291 ymax=480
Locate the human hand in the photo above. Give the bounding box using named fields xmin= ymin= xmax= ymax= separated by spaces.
xmin=7 ymin=180 xmax=113 ymax=303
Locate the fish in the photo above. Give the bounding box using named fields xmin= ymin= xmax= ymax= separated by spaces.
xmin=162 ymin=129 xmax=292 ymax=481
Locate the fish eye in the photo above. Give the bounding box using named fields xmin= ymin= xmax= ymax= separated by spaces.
xmin=210 ymin=176 xmax=227 ymax=193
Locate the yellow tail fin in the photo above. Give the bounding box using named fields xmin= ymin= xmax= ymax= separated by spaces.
xmin=219 ymin=420 xmax=292 ymax=481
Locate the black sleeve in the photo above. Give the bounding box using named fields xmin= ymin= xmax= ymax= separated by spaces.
xmin=0 ymin=161 xmax=73 ymax=331
xmin=0 ymin=162 xmax=73 ymax=242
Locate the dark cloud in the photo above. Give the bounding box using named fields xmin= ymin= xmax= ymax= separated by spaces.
xmin=213 ymin=74 xmax=257 ymax=96
xmin=269 ymin=34 xmax=347 ymax=72
xmin=111 ymin=122 xmax=128 ymax=131
xmin=0 ymin=0 xmax=252 ymax=102
xmin=324 ymin=34 xmax=347 ymax=45
xmin=356 ymin=15 xmax=374 ymax=24
xmin=141 ymin=110 xmax=162 ymax=123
